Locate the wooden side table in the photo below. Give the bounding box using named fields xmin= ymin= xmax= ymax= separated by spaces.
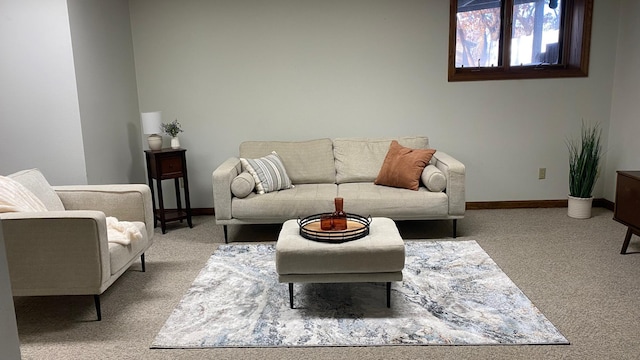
xmin=613 ymin=171 xmax=640 ymax=254
xmin=144 ymin=148 xmax=193 ymax=234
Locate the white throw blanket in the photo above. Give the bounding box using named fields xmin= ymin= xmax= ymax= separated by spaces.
xmin=106 ymin=216 xmax=142 ymax=245
xmin=0 ymin=175 xmax=141 ymax=245
xmin=0 ymin=175 xmax=48 ymax=212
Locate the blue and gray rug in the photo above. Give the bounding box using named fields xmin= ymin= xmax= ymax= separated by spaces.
xmin=152 ymin=241 xmax=568 ymax=348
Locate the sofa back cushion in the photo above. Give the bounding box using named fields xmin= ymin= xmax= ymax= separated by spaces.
xmin=333 ymin=137 xmax=430 ymax=184
xmin=7 ymin=168 xmax=65 ymax=211
xmin=239 ymin=138 xmax=335 ymax=184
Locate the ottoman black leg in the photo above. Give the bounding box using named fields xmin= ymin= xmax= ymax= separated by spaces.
xmin=386 ymin=282 xmax=391 ymax=308
xmin=94 ymin=295 xmax=102 ymax=321
xmin=288 ymin=283 xmax=294 ymax=309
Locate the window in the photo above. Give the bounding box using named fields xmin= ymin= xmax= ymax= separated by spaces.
xmin=448 ymin=0 xmax=593 ymax=81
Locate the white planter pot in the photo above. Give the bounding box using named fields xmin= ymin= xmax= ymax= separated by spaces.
xmin=567 ymin=195 xmax=593 ymax=219
xmin=170 ymin=136 xmax=180 ymax=149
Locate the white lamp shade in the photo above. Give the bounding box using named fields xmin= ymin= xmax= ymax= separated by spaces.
xmin=141 ymin=111 xmax=162 ymax=135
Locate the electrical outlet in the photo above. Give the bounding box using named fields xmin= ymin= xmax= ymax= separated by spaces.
xmin=538 ymin=168 xmax=546 ymax=179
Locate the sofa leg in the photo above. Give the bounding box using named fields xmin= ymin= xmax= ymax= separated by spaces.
xmin=386 ymin=282 xmax=391 ymax=308
xmin=141 ymin=253 xmax=146 ymax=272
xmin=94 ymin=295 xmax=102 ymax=321
xmin=223 ymin=225 xmax=228 ymax=244
xmin=452 ymin=219 xmax=457 ymax=238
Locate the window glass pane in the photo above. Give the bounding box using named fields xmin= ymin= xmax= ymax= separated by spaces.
xmin=455 ymin=5 xmax=501 ymax=68
xmin=511 ymin=0 xmax=562 ymax=66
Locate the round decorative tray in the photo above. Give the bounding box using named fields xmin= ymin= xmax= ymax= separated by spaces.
xmin=297 ymin=213 xmax=371 ymax=243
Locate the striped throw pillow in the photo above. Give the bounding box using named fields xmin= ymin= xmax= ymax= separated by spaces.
xmin=240 ymin=151 xmax=293 ymax=194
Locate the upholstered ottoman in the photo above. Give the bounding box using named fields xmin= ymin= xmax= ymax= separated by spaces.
xmin=275 ymin=217 xmax=405 ymax=308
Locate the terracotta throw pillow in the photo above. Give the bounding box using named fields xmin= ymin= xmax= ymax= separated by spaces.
xmin=374 ymin=141 xmax=436 ymax=191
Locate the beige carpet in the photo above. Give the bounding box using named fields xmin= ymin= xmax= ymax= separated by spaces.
xmin=14 ymin=208 xmax=640 ymax=359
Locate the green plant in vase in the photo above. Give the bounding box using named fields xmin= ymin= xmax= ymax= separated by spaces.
xmin=566 ymin=121 xmax=603 ymax=218
xmin=162 ymin=119 xmax=183 ymax=149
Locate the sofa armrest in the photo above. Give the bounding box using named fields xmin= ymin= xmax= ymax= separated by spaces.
xmin=0 ymin=210 xmax=111 ymax=295
xmin=212 ymin=157 xmax=242 ymax=221
xmin=432 ymin=151 xmax=466 ymax=216
xmin=53 ymin=184 xmax=154 ymax=241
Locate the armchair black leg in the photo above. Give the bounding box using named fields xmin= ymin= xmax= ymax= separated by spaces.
xmin=223 ymin=225 xmax=228 ymax=244
xmin=452 ymin=219 xmax=457 ymax=238
xmin=141 ymin=253 xmax=146 ymax=272
xmin=94 ymin=295 xmax=102 ymax=321
xmin=288 ymin=283 xmax=294 ymax=309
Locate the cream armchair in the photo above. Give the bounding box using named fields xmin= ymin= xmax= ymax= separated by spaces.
xmin=0 ymin=169 xmax=154 ymax=321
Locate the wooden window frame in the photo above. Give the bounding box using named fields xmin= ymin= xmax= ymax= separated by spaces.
xmin=448 ymin=0 xmax=593 ymax=82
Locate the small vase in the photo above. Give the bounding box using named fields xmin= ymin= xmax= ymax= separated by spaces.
xmin=567 ymin=195 xmax=593 ymax=219
xmin=331 ymin=197 xmax=347 ymax=230
xmin=170 ymin=136 xmax=180 ymax=149
xmin=320 ymin=214 xmax=333 ymax=230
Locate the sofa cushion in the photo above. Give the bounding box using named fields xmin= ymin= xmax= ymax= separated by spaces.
xmin=241 ymin=151 xmax=293 ymax=194
xmin=337 ymin=183 xmax=448 ymax=218
xmin=239 ymin=138 xmax=335 ymax=184
xmin=230 ymin=172 xmax=255 ymax=198
xmin=333 ymin=137 xmax=430 ymax=184
xmin=421 ymin=165 xmax=446 ymax=192
xmin=232 ymin=184 xmax=337 ymax=220
xmin=374 ymin=141 xmax=435 ymax=191
xmin=7 ymin=169 xmax=65 ymax=211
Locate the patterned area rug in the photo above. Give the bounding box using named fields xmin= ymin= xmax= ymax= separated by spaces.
xmin=152 ymin=241 xmax=568 ymax=348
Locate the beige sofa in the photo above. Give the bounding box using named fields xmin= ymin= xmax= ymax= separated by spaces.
xmin=212 ymin=137 xmax=465 ymax=243
xmin=0 ymin=169 xmax=154 ymax=320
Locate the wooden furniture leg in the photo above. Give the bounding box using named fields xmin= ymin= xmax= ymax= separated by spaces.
xmin=621 ymin=227 xmax=634 ymax=254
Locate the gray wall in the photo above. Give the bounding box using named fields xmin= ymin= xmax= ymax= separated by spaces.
xmin=129 ymin=0 xmax=622 ymax=207
xmin=1 ymin=0 xmax=638 ymax=206
xmin=0 ymin=0 xmax=87 ymax=185
xmin=0 ymin=0 xmax=142 ymax=186
xmin=68 ymin=0 xmax=145 ymax=185
xmin=603 ymin=0 xmax=640 ymax=200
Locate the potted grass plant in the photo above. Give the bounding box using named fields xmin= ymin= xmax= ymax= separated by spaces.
xmin=566 ymin=121 xmax=603 ymax=219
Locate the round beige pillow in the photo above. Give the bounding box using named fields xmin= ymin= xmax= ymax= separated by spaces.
xmin=231 ymin=172 xmax=255 ymax=198
xmin=421 ymin=165 xmax=446 ymax=192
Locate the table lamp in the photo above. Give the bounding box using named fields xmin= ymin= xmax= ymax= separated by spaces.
xmin=141 ymin=111 xmax=163 ymax=150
